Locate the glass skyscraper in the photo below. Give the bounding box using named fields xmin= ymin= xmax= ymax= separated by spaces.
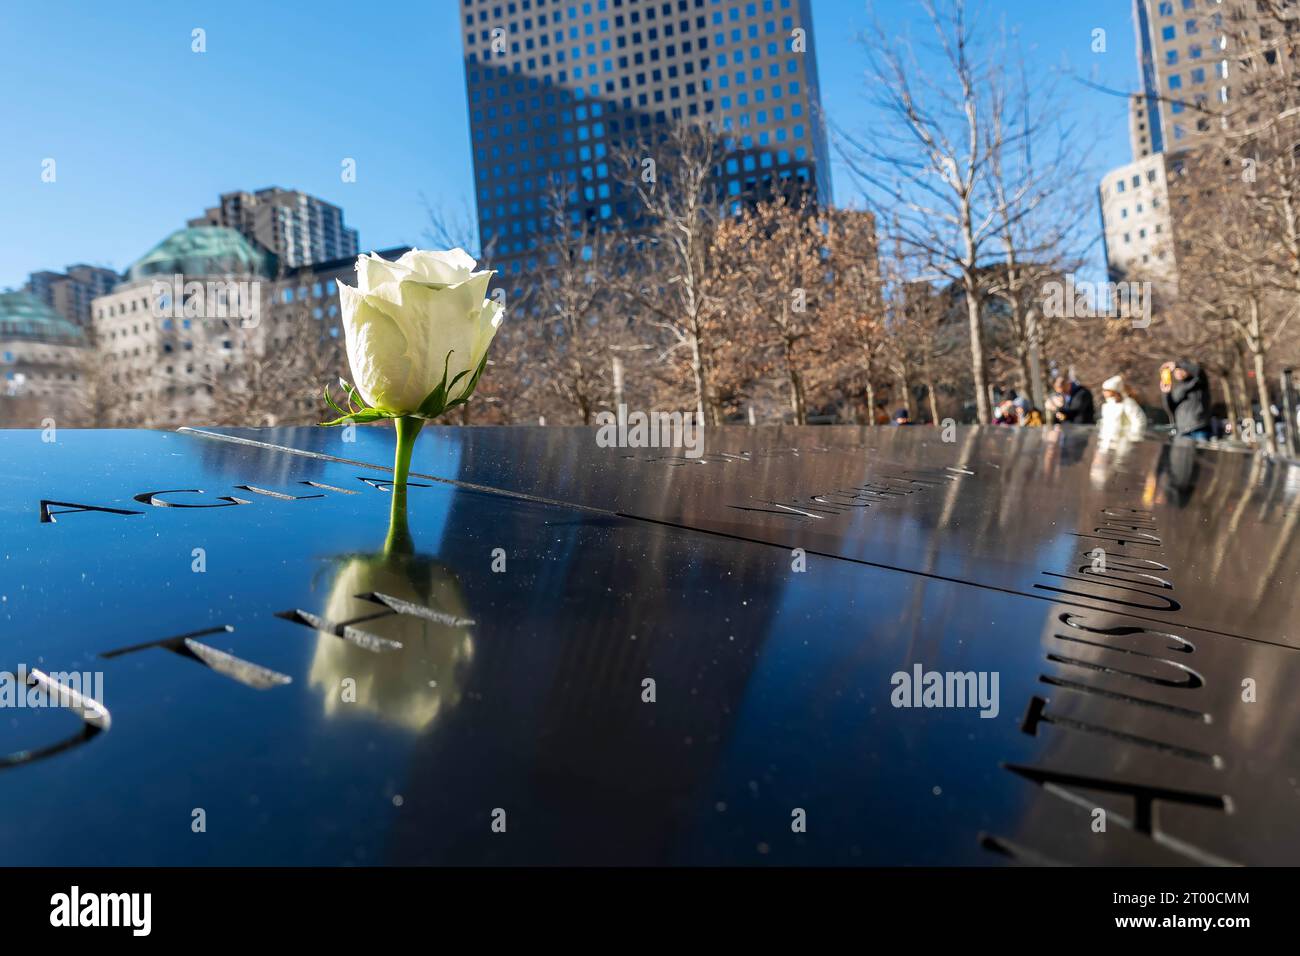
xmin=460 ymin=0 xmax=832 ymax=282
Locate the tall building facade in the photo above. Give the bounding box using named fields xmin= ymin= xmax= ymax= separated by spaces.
xmin=1131 ymin=0 xmax=1231 ymax=154
xmin=188 ymin=187 xmax=360 ymax=269
xmin=1100 ymin=0 xmax=1223 ymax=284
xmin=1100 ymin=1 xmax=1295 ymax=283
xmin=459 ymin=0 xmax=832 ymax=281
xmin=26 ymin=264 xmax=120 ymax=329
xmin=1099 ymin=153 xmax=1175 ymax=283
xmin=1129 ymin=1 xmax=1167 ymax=159
xmin=1128 ymin=93 xmax=1159 ymax=159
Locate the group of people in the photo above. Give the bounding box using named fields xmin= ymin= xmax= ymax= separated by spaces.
xmin=881 ymin=358 xmax=1217 ymax=440
xmin=988 ymin=359 xmax=1212 ymax=442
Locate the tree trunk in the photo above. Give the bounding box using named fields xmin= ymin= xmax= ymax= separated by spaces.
xmin=964 ymin=282 xmax=989 ymax=423
xmin=1233 ymin=347 xmax=1253 ymax=440
xmin=1014 ymin=331 xmax=1032 ymax=402
xmin=1252 ymin=346 xmax=1276 ymax=453
xmin=1248 ymin=297 xmax=1277 ymax=453
xmin=1026 ymin=308 xmax=1047 ymax=413
xmin=865 ymin=378 xmax=876 ymax=427
xmin=1005 ymin=270 xmax=1032 ymax=401
xmin=961 ymin=173 xmax=990 ymax=423
xmin=688 ymin=329 xmax=708 ymax=426
xmin=896 ymin=366 xmax=913 ymax=419
xmin=1016 ymin=353 xmax=1031 ymax=402
xmin=785 ymin=339 xmax=806 ymax=425
xmin=923 ymin=343 xmax=940 ymax=425
xmin=1221 ymin=366 xmax=1239 ymax=439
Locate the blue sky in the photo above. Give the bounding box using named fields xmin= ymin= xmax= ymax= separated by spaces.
xmin=0 ymin=1 xmax=1138 ymax=290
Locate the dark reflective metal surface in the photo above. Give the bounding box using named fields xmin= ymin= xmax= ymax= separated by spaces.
xmin=197 ymin=424 xmax=1300 ymax=645
xmin=1 ymin=424 xmax=1297 ymax=864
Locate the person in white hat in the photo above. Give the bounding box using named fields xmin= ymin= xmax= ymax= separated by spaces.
xmin=1098 ymin=374 xmax=1148 ymax=442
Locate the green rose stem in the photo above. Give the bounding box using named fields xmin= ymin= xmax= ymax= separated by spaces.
xmin=383 ymin=416 xmax=423 ymax=558
xmin=392 ymin=415 xmax=424 ymax=491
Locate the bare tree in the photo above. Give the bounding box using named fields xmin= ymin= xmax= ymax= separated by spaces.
xmin=517 ymin=180 xmax=630 ymax=424
xmin=201 ymin=278 xmax=348 ymax=427
xmin=618 ymin=121 xmax=725 ymax=424
xmin=1172 ymin=159 xmax=1290 ymax=452
xmin=984 ymin=61 xmax=1094 ymax=412
xmin=1099 ymin=0 xmax=1300 ymax=449
xmin=708 ymin=195 xmax=831 ymax=424
xmin=823 ymin=208 xmax=888 ymax=424
xmin=838 ymin=0 xmax=999 ymax=422
xmin=838 ymin=0 xmax=1088 ymax=423
xmin=422 ymin=193 xmax=496 ymax=263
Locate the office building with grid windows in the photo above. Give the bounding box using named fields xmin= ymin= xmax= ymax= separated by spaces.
xmin=1099 ymin=1 xmax=1298 ymax=285
xmin=1134 ymin=0 xmax=1229 ymax=154
xmin=460 ymin=0 xmax=832 ymax=284
xmin=1099 ymin=0 xmax=1229 ymax=285
xmin=188 ymin=188 xmax=360 ymax=271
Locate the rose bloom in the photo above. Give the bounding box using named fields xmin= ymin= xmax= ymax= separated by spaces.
xmin=336 ymin=249 xmax=504 ymax=416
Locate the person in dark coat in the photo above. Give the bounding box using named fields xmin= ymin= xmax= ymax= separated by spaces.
xmin=1160 ymin=359 xmax=1211 ymax=440
xmin=1052 ymin=376 xmax=1096 ymax=425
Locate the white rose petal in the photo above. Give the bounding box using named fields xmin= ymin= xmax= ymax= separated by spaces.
xmin=395 ymin=248 xmax=478 ymax=285
xmin=356 ymin=252 xmax=412 ymax=294
xmin=337 ymin=248 xmax=504 ymax=416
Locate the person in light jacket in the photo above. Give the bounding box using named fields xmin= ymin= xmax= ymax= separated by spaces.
xmin=1098 ymin=374 xmax=1147 ymax=442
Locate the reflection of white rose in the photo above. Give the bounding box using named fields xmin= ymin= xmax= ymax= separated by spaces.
xmin=337 ymin=248 xmax=503 ymax=415
xmin=308 ymin=555 xmax=474 ymax=731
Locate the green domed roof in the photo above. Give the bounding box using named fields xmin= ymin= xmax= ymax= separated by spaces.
xmin=0 ymin=291 xmax=86 ymax=343
xmin=126 ymin=226 xmax=276 ymax=283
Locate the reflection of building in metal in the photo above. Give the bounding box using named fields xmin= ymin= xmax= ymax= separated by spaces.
xmin=187 ymin=187 xmax=359 ymax=269
xmin=0 ymin=290 xmax=89 ymax=424
xmin=89 ymin=226 xmax=407 ymax=425
xmin=460 ymin=0 xmax=831 ymax=282
xmin=385 ymin=477 xmax=784 ymax=864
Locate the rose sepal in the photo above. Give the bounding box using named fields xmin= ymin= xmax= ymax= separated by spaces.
xmin=320 ymin=378 xmax=402 ymax=426
xmin=320 ymin=349 xmax=489 ymax=427
xmin=412 ymin=351 xmax=489 ymax=420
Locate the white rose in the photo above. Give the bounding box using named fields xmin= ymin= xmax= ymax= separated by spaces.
xmin=336 ymin=248 xmax=503 ymax=416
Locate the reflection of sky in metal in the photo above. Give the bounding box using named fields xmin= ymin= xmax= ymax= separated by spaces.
xmin=675 ymin=563 xmax=1050 ymax=865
